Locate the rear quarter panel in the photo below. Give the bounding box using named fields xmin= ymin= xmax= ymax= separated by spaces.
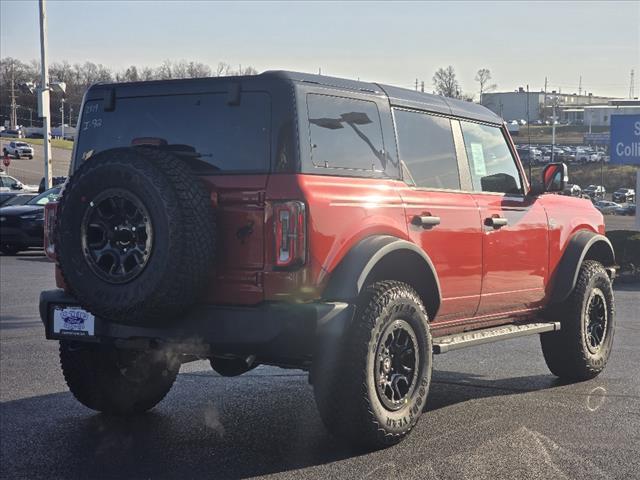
xmin=263 ymin=174 xmax=409 ymax=301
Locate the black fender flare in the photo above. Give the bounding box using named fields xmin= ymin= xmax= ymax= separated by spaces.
xmin=549 ymin=230 xmax=615 ymax=304
xmin=322 ymin=235 xmax=442 ymax=318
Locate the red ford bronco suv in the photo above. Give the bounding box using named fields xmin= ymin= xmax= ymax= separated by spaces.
xmin=40 ymin=71 xmax=616 ymax=449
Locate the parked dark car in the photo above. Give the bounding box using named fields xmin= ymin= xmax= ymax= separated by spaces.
xmin=614 ymin=203 xmax=636 ymax=216
xmin=0 ymin=187 xmax=61 ymax=255
xmin=583 ymin=184 xmax=606 ymax=199
xmin=0 ymin=193 xmax=38 ymax=206
xmin=594 ymin=200 xmax=621 ymax=215
xmin=612 ymin=188 xmax=635 ymax=204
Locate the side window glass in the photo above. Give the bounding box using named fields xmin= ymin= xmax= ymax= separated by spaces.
xmin=460 ymin=121 xmax=523 ymax=194
xmin=394 ymin=109 xmax=460 ymax=190
xmin=307 ymin=94 xmax=386 ymax=171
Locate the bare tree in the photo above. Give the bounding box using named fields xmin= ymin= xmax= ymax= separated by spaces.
xmin=433 ymin=66 xmax=459 ymax=98
xmin=215 ymin=62 xmax=231 ymax=77
xmin=475 ymin=68 xmax=497 ymax=99
xmin=186 ymin=61 xmax=211 ymax=78
xmin=140 ymin=67 xmax=155 ymax=81
xmin=0 ymin=56 xmax=258 ymax=128
xmin=156 ymin=60 xmax=174 ymax=80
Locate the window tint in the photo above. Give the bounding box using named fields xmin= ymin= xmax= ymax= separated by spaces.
xmin=75 ymin=92 xmax=271 ymax=173
xmin=460 ymin=121 xmax=523 ymax=194
xmin=394 ymin=109 xmax=460 ymax=190
xmin=307 ymin=94 xmax=385 ymax=171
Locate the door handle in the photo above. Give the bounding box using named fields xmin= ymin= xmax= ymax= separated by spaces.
xmin=412 ymin=215 xmax=441 ymax=229
xmin=485 ymin=216 xmax=508 ymax=228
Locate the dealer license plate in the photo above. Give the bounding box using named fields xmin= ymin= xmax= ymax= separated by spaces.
xmin=52 ymin=306 xmax=95 ymax=337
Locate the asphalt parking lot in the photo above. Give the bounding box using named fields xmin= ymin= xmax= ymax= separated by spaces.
xmin=0 ymin=252 xmax=638 ymax=480
xmin=2 ymin=143 xmax=71 ymax=186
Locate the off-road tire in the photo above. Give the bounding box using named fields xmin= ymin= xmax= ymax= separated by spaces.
xmin=55 ymin=147 xmax=215 ymax=326
xmin=541 ymin=260 xmax=615 ymax=381
xmin=313 ymin=281 xmax=432 ymax=450
xmin=59 ymin=340 xmax=180 ymax=415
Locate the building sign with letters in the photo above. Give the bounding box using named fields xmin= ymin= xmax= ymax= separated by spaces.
xmin=610 ymin=115 xmax=640 ymax=165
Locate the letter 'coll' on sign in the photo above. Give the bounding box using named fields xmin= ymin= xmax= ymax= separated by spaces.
xmin=610 ymin=115 xmax=640 ymax=165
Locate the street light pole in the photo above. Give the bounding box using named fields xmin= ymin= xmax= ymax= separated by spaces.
xmin=39 ymin=0 xmax=52 ymax=190
xmin=551 ymin=98 xmax=557 ymax=163
xmin=60 ymin=98 xmax=65 ymax=140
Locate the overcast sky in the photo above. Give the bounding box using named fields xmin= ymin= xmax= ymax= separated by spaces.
xmin=1 ymin=0 xmax=638 ymax=98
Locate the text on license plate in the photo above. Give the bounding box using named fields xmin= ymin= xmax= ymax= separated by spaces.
xmin=53 ymin=306 xmax=95 ymax=336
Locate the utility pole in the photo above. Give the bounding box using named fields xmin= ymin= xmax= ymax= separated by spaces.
xmin=39 ymin=0 xmax=52 ymax=190
xmin=527 ymin=84 xmax=531 ymax=182
xmin=60 ymin=97 xmax=65 ymax=139
xmin=543 ymin=76 xmax=548 ymax=120
xmin=630 ymin=69 xmax=635 ymax=99
xmin=551 ymin=97 xmax=557 ymax=162
xmin=578 ymin=75 xmax=582 ymax=96
xmin=415 ymin=78 xmax=418 ymax=91
xmin=420 ymin=81 xmax=424 ymax=93
xmin=10 ymin=63 xmax=18 ymax=130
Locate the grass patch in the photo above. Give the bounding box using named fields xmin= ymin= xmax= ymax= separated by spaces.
xmin=513 ymin=125 xmax=609 ymax=145
xmin=24 ymin=138 xmax=74 ymax=151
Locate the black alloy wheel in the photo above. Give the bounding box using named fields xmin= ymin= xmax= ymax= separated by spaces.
xmin=374 ymin=319 xmax=420 ymax=411
xmin=81 ymin=188 xmax=153 ymax=284
xmin=584 ymin=288 xmax=607 ymax=354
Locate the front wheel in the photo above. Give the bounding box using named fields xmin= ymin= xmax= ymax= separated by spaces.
xmin=59 ymin=341 xmax=180 ymax=415
xmin=540 ymin=260 xmax=615 ymax=381
xmin=313 ymin=281 xmax=432 ymax=449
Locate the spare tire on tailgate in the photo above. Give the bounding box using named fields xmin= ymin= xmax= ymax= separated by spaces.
xmin=55 ymin=147 xmax=215 ymax=326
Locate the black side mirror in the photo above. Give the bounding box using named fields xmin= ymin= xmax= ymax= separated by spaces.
xmin=11 ymin=182 xmax=23 ymax=190
xmin=541 ymin=162 xmax=567 ymax=193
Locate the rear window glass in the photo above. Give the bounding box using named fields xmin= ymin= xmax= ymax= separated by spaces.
xmin=307 ymin=94 xmax=385 ymax=171
xmin=75 ymin=92 xmax=271 ymax=172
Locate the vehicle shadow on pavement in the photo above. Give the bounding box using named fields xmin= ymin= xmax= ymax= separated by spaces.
xmin=428 ymin=370 xmax=563 ymax=412
xmin=14 ymin=254 xmax=49 ymax=262
xmin=0 ymin=369 xmax=576 ymax=480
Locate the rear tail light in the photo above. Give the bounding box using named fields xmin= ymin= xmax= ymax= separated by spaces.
xmin=44 ymin=202 xmax=58 ymax=261
xmin=273 ymin=201 xmax=306 ymax=269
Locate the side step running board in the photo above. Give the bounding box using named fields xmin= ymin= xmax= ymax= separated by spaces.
xmin=433 ymin=322 xmax=561 ymax=354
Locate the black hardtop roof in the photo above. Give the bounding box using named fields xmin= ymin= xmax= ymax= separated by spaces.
xmin=88 ymin=70 xmax=502 ymax=124
xmin=263 ymin=70 xmax=502 ymax=124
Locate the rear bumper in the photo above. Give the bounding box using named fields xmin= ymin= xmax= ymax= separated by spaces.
xmin=39 ymin=289 xmax=354 ymax=363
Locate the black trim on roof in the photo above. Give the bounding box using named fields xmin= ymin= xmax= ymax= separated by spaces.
xmin=379 ymin=83 xmax=502 ymax=124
